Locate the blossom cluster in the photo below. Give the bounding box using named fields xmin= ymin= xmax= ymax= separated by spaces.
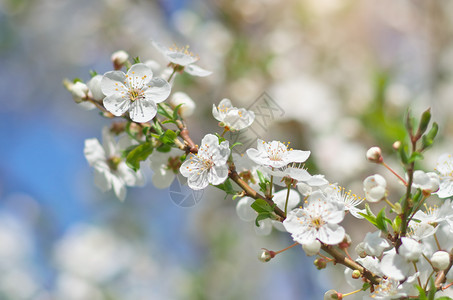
xmin=65 ymin=43 xmax=453 ymax=299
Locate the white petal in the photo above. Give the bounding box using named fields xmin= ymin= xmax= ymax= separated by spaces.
xmin=236 ymin=197 xmax=256 ymax=222
xmin=101 ymin=127 xmax=117 ymax=158
xmin=126 ymin=63 xmax=153 ymax=81
xmin=284 ymin=150 xmax=311 ymax=164
xmin=188 ymin=172 xmax=209 ymax=190
xmin=101 ymin=71 xmax=127 ymax=96
xmin=380 ymin=252 xmax=410 ymax=281
xmin=111 ymin=175 xmax=126 ymax=201
xmin=84 ymin=138 xmax=106 ymax=166
xmin=317 ymin=223 xmax=345 ymax=245
xmin=180 ymin=156 xmax=197 ymax=178
xmin=103 ymin=94 xmax=130 ymax=116
xmin=184 ymin=64 xmax=212 ymax=77
xmin=208 ymin=165 xmax=228 ymax=185
xmin=144 ymin=77 xmax=171 ymax=103
xmin=273 ymin=189 xmax=300 ymax=211
xmin=255 ymin=219 xmax=272 ymax=236
xmin=93 ymin=169 xmax=111 ymax=192
xmin=129 ymin=99 xmax=157 ymax=123
xmin=87 ymin=75 xmax=105 ymax=101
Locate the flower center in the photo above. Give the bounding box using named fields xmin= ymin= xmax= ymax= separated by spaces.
xmin=310 ymin=216 xmax=325 ymax=230
xmin=129 ymin=88 xmax=144 ymax=102
xmin=107 ymin=156 xmax=122 ymax=171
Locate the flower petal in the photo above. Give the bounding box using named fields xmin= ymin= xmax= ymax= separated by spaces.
xmin=101 ymin=71 xmax=127 ymax=96
xmin=284 ymin=150 xmax=311 ymax=164
xmin=144 ymin=77 xmax=171 ymax=103
xmin=84 ymin=138 xmax=106 ymax=166
xmin=126 ymin=63 xmax=153 ymax=82
xmin=103 ymin=94 xmax=130 ymax=116
xmin=208 ymin=164 xmax=228 ymax=185
xmin=184 ymin=64 xmax=212 ymax=77
xmin=129 ymin=99 xmax=157 ymax=123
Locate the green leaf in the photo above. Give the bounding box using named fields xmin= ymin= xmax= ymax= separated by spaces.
xmin=255 ymin=212 xmax=273 ymax=227
xmin=162 ymin=119 xmax=177 ymax=125
xmin=415 ymin=285 xmax=427 ymax=300
xmin=392 ymin=215 xmax=402 ymax=233
xmin=418 ymin=108 xmax=431 ymax=136
xmin=361 ymin=282 xmax=371 ymax=291
xmin=157 ymin=103 xmax=173 ymax=120
xmin=125 ymin=142 xmax=153 ymax=171
xmin=72 ymin=77 xmax=82 ymax=83
xmin=365 ymin=203 xmax=376 ymax=219
xmin=215 ymin=133 xmax=226 ymax=143
xmin=156 ymin=144 xmax=172 ymax=153
xmin=428 ymin=278 xmax=436 ymax=300
xmin=251 ymin=198 xmax=275 ymax=214
xmin=133 ymin=56 xmax=141 ymax=64
xmin=422 ymin=122 xmax=439 ymax=150
xmin=215 ymin=179 xmax=237 ymax=196
xmin=256 ymin=170 xmax=267 ymax=185
xmin=230 ymin=142 xmax=243 ymax=150
xmin=160 ymin=129 xmax=177 ymax=145
xmin=398 ymin=143 xmax=409 ymax=165
xmin=173 ymin=103 xmax=184 ymax=120
xmin=436 ymin=297 xmax=453 ymax=300
xmin=152 ymin=120 xmax=164 ymax=135
xmin=375 ymin=208 xmax=389 ymax=233
xmin=408 ymin=152 xmax=424 ymax=163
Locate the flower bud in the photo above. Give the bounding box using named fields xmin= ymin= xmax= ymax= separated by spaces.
xmin=68 ymin=81 xmax=88 ymax=103
xmin=339 ymin=234 xmax=351 ymax=249
xmin=302 ymin=240 xmax=321 ymax=256
xmin=393 ymin=141 xmax=401 ymax=150
xmin=258 ymin=248 xmax=275 ymax=262
xmin=363 ymin=174 xmax=387 ymax=203
xmin=87 ymin=75 xmax=104 ymax=101
xmin=314 ymin=258 xmax=327 ymax=270
xmin=431 ymin=251 xmax=450 ymax=270
xmin=169 ymin=92 xmax=196 ymax=118
xmin=111 ymin=50 xmax=129 ymax=70
xmin=366 ymin=147 xmax=383 ymax=163
xmin=355 ymin=242 xmax=367 ymax=258
xmin=352 ymin=270 xmax=361 ymax=279
xmin=324 ymin=290 xmax=342 ymax=300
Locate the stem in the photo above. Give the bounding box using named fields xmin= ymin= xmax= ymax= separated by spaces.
xmin=321 ymin=245 xmax=380 ymax=285
xmin=413 ymin=262 xmax=422 ymax=287
xmin=434 ymin=233 xmax=442 ymax=250
xmin=274 ymin=242 xmax=299 ymax=255
xmin=381 ymin=162 xmax=408 ymax=186
xmin=284 ymin=184 xmax=291 ymax=215
xmin=424 ymin=270 xmax=436 ymax=291
xmin=342 ymin=289 xmax=363 ymax=297
xmin=220 ymin=127 xmax=229 ymax=137
xmin=229 ymin=168 xmax=285 ymax=220
xmin=168 ymin=68 xmax=177 ymax=82
xmin=384 ymin=198 xmax=397 ymax=211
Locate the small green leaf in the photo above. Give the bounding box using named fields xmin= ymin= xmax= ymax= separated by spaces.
xmin=428 ymin=278 xmax=436 ymax=300
xmin=160 ymin=129 xmax=177 ymax=145
xmin=417 ymin=108 xmax=431 ymax=136
xmin=361 ymin=282 xmax=371 ymax=291
xmin=133 ymin=56 xmax=141 ymax=64
xmin=162 ymin=119 xmax=177 ymax=125
xmin=156 ymin=144 xmax=172 ymax=153
xmin=173 ymin=103 xmax=184 ymax=120
xmin=215 ymin=179 xmax=237 ymax=196
xmin=365 ymin=203 xmax=376 ymax=219
xmin=392 ymin=215 xmax=402 ymax=233
xmin=255 ymin=212 xmax=273 ymax=227
xmin=214 ymin=133 xmax=226 ymax=143
xmin=251 ymin=198 xmax=275 ymax=214
xmin=398 ymin=143 xmax=409 ymax=165
xmin=125 ymin=142 xmax=153 ymax=171
xmin=435 ymin=297 xmax=453 ymax=300
xmin=415 ymin=285 xmax=427 ymax=300
xmin=230 ymin=142 xmax=243 ymax=150
xmin=152 ymin=120 xmax=164 ymax=135
xmin=157 ymin=104 xmax=173 ymax=119
xmin=89 ymin=70 xmax=98 ymax=77
xmin=408 ymin=152 xmax=424 ymax=163
xmin=375 ymin=208 xmax=388 ymax=233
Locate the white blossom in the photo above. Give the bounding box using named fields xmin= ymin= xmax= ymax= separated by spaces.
xmin=247 ymin=140 xmax=310 ymax=169
xmin=431 ymin=251 xmax=450 ymax=270
xmin=152 ymin=41 xmax=212 ymax=77
xmin=435 ymin=154 xmax=453 ymax=198
xmin=363 ymin=174 xmax=387 ymax=203
xmin=84 ymin=128 xmax=144 ymax=201
xmin=399 ymin=237 xmax=423 ymax=262
xmin=362 ymin=231 xmax=390 ymax=257
xmin=87 ymin=74 xmax=105 ymax=102
xmin=169 ymin=92 xmax=196 ymax=118
xmin=149 ymin=148 xmax=183 ymax=189
xmin=283 ymin=191 xmax=345 ymax=245
xmin=180 ymin=134 xmax=230 ymax=190
xmin=380 ymin=249 xmax=411 ymax=281
xmin=101 ymin=63 xmax=171 ymax=123
xmin=412 ymin=170 xmax=440 ymax=193
xmin=212 ymin=98 xmax=255 ymax=131
xmin=324 ymin=184 xmax=365 ymax=219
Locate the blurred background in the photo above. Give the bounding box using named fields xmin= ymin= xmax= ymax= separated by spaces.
xmin=1 ymin=0 xmax=453 ymax=299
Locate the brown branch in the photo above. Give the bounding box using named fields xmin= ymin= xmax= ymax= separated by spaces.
xmin=435 ymin=253 xmax=453 ymax=289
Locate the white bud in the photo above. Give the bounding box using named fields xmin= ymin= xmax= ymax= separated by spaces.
xmin=366 ymin=147 xmax=382 ymax=163
xmin=87 ymin=75 xmax=104 ymax=101
xmin=363 ymin=174 xmax=387 ymax=203
xmin=302 ymin=240 xmax=321 ymax=256
xmin=355 ymin=242 xmax=367 ymax=258
xmin=111 ymin=50 xmax=129 ymax=69
xmin=169 ymin=92 xmax=196 ymax=118
xmin=69 ymin=81 xmax=88 ymax=103
xmin=324 ymin=290 xmax=340 ymax=300
xmin=144 ymin=59 xmax=161 ymax=74
xmin=431 ymin=251 xmax=450 ymax=270
xmin=412 ymin=170 xmax=440 ymax=194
